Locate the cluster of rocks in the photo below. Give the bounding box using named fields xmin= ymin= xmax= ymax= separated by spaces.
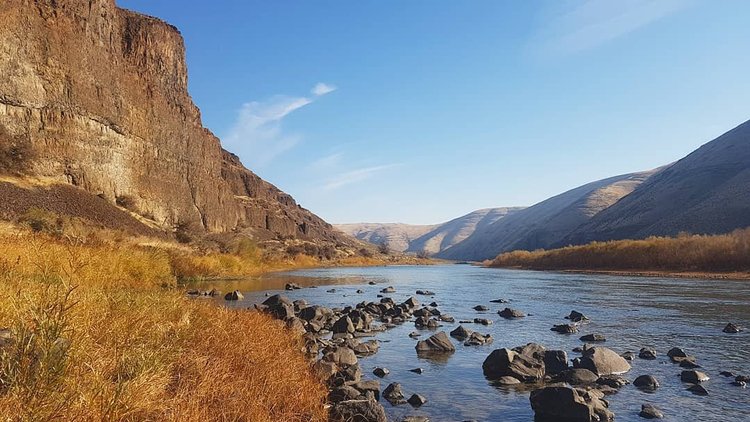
xmin=241 ymin=289 xmax=746 ymax=422
xmin=252 ymin=290 xmax=442 ymax=422
xmin=481 ymin=341 xmax=635 ymax=421
xmin=481 ymin=308 xmax=750 ymax=421
xmin=449 ymin=325 xmax=493 ymax=346
xmin=186 ymin=288 xmax=221 ymax=297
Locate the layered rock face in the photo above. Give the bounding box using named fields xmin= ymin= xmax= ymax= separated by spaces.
xmin=0 ymin=0 xmax=347 ymax=243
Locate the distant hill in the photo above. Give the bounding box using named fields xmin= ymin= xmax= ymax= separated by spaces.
xmin=436 ymin=169 xmax=658 ymax=261
xmin=563 ymin=119 xmax=750 ymax=245
xmin=334 ymin=223 xmax=438 ymax=252
xmin=335 ymin=207 xmax=523 ymax=254
xmin=407 ymin=208 xmax=524 ymax=254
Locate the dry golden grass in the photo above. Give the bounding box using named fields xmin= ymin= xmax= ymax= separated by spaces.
xmin=0 ymin=233 xmax=327 ymax=421
xmin=490 ymin=228 xmax=750 ymax=274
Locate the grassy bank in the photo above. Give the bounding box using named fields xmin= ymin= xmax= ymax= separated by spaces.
xmin=0 ymin=230 xmax=329 ymax=421
xmin=489 ymin=228 xmax=750 ymax=278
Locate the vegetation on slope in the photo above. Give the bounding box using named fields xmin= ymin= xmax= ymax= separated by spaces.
xmin=489 ymin=228 xmax=750 ymax=275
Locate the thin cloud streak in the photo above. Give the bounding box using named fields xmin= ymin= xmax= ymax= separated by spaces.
xmin=309 ymin=151 xmax=344 ymax=171
xmin=312 ymin=82 xmax=337 ymax=96
xmin=224 ymin=83 xmax=335 ymax=167
xmin=322 ymin=164 xmax=400 ymax=192
xmin=535 ymin=0 xmax=692 ymax=56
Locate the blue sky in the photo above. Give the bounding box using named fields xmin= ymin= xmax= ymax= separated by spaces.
xmin=118 ymin=0 xmax=750 ymax=224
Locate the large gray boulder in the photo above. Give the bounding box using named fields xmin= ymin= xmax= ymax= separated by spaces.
xmin=330 ymin=399 xmax=387 ymax=422
xmin=323 ymin=346 xmax=358 ymax=367
xmin=544 ymin=350 xmax=569 ymax=375
xmin=530 ymin=386 xmax=614 ymax=422
xmin=558 ymin=368 xmax=599 ymax=385
xmin=415 ymin=332 xmax=455 ymax=353
xmin=332 ymin=316 xmax=355 ymax=334
xmin=383 ymin=382 xmax=406 ymax=405
xmin=498 ymin=307 xmax=526 ymax=318
xmin=482 ymin=348 xmax=545 ymax=382
xmin=573 ymin=347 xmax=631 ymax=375
xmin=450 ymin=325 xmax=474 ymax=340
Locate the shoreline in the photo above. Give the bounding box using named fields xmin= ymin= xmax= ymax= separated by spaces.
xmin=489 ymin=265 xmax=750 ymax=281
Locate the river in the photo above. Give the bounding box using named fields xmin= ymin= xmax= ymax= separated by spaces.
xmin=194 ymin=265 xmax=750 ymax=421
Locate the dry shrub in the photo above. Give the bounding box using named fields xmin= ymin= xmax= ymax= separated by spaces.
xmin=167 ymin=308 xmax=326 ymax=422
xmin=490 ymin=227 xmax=750 ymax=273
xmin=0 ymin=233 xmax=327 ymax=421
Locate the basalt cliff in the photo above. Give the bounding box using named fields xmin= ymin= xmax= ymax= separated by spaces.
xmin=0 ymin=0 xmax=349 ymax=244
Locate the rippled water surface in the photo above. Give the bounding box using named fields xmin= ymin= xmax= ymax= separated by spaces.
xmin=194 ymin=265 xmax=750 ymax=421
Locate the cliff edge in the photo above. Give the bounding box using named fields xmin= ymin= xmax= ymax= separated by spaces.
xmin=0 ymin=0 xmax=349 ymax=244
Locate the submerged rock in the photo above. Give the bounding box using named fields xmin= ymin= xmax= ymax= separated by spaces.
xmin=639 ymin=404 xmax=664 ymax=419
xmin=558 ymin=368 xmax=599 ymax=385
xmin=633 ymin=375 xmax=660 ymax=391
xmin=529 ymin=386 xmax=614 ymax=422
xmin=551 ymin=324 xmax=579 ymax=334
xmin=579 ymin=334 xmax=606 ymax=342
xmin=596 ymin=374 xmax=629 ymax=389
xmin=566 ymin=310 xmax=589 ymax=323
xmin=383 ymin=382 xmax=406 ymax=405
xmin=686 ymin=384 xmax=709 ymax=396
xmin=464 ymin=332 xmax=493 ymax=346
xmin=490 ymin=298 xmax=510 ymax=303
xmin=723 ymin=323 xmax=743 ymax=333
xmin=407 ymin=394 xmax=427 ymax=407
xmin=224 ymin=290 xmax=244 ymax=301
xmin=498 ymin=308 xmax=526 ymax=319
xmin=373 ymin=367 xmax=390 ymax=378
xmin=681 ymin=370 xmax=709 ymax=383
xmin=638 ymin=347 xmax=657 ymax=360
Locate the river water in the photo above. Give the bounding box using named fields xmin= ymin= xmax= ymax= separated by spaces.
xmin=194 ymin=265 xmax=750 ymax=421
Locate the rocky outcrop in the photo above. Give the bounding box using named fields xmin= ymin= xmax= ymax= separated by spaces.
xmin=0 ymin=0 xmax=350 ymax=244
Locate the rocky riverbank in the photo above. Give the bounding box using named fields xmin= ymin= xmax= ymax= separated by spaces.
xmin=210 ymin=281 xmax=748 ymax=422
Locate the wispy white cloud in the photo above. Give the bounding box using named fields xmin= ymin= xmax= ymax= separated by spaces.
xmin=309 ymin=151 xmax=345 ymax=171
xmin=311 ymin=82 xmax=337 ymax=96
xmin=322 ymin=164 xmax=400 ymax=192
xmin=224 ymin=82 xmax=336 ymax=167
xmin=534 ymin=0 xmax=692 ymax=56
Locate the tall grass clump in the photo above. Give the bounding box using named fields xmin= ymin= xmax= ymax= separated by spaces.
xmin=490 ymin=228 xmax=750 ymax=274
xmin=0 ymin=232 xmax=327 ymax=421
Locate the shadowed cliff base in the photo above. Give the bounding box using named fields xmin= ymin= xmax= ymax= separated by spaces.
xmin=489 ymin=228 xmax=750 ymax=279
